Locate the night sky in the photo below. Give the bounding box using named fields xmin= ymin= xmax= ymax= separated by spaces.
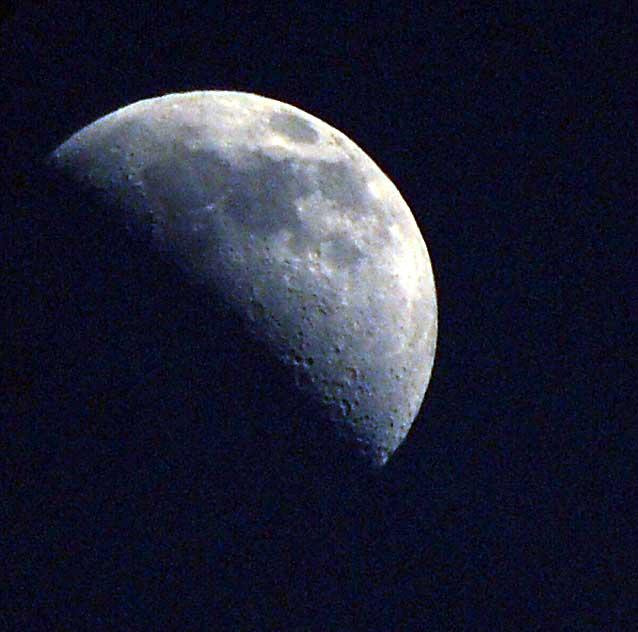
xmin=3 ymin=3 xmax=634 ymax=629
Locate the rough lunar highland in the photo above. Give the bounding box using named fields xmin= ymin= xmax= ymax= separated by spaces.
xmin=50 ymin=91 xmax=437 ymax=467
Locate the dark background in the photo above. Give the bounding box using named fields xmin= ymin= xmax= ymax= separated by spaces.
xmin=3 ymin=2 xmax=634 ymax=629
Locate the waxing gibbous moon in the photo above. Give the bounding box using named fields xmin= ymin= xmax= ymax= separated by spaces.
xmin=50 ymin=91 xmax=437 ymax=467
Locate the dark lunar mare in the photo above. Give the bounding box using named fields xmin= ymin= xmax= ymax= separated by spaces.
xmin=139 ymin=145 xmax=370 ymax=269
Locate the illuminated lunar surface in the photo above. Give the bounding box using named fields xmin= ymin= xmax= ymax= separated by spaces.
xmin=50 ymin=91 xmax=437 ymax=467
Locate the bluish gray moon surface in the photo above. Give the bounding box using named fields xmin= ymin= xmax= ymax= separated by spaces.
xmin=50 ymin=91 xmax=437 ymax=467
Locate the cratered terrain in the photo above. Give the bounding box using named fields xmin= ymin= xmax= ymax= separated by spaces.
xmin=50 ymin=91 xmax=437 ymax=467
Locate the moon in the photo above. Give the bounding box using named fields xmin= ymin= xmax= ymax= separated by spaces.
xmin=50 ymin=91 xmax=437 ymax=467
